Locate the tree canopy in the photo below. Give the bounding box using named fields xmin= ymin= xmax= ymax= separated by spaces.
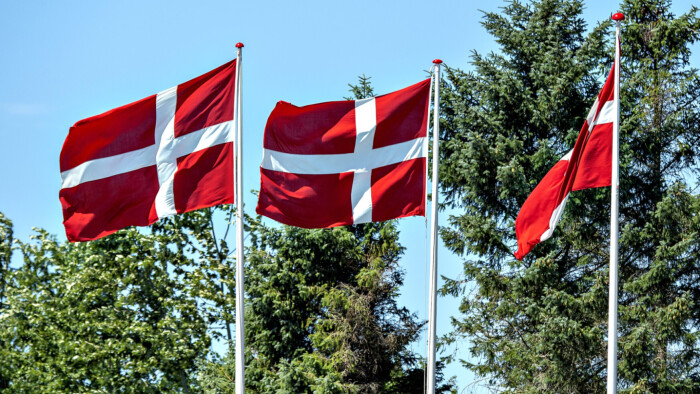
xmin=439 ymin=0 xmax=700 ymax=391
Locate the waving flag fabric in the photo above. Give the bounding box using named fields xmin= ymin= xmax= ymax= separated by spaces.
xmin=256 ymin=79 xmax=431 ymax=228
xmin=60 ymin=60 xmax=237 ymax=242
xmin=514 ymin=63 xmax=616 ymax=259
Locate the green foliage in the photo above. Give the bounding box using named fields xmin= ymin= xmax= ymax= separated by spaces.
xmin=614 ymin=1 xmax=700 ymax=391
xmin=0 ymin=228 xmax=210 ymax=392
xmin=0 ymin=213 xmax=14 ymax=390
xmin=241 ymin=219 xmax=425 ymax=393
xmin=0 ymin=206 xmax=240 ymax=392
xmin=345 ymin=74 xmax=375 ymax=101
xmin=151 ymin=206 xmax=237 ymax=344
xmin=439 ymin=0 xmax=700 ymax=391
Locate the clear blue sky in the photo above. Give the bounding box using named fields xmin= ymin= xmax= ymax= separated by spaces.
xmin=1 ymin=1 xmax=697 ymax=392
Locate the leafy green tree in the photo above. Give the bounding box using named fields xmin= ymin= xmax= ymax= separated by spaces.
xmin=0 ymin=217 xmax=222 ymax=392
xmin=150 ymin=206 xmax=237 ymax=345
xmin=439 ymin=0 xmax=699 ymax=391
xmin=0 ymin=213 xmax=14 ymax=390
xmin=0 ymin=213 xmax=11 ymax=303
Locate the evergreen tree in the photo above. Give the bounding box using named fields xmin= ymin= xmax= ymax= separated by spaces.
xmin=439 ymin=0 xmax=699 ymax=391
xmin=614 ymin=1 xmax=700 ymax=391
xmin=199 ymin=77 xmax=451 ymax=393
xmin=241 ymin=218 xmax=428 ymax=393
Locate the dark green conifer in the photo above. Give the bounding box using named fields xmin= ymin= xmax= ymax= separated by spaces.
xmin=439 ymin=0 xmax=699 ymax=391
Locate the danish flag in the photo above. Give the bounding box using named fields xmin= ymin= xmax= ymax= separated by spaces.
xmin=256 ymin=79 xmax=431 ymax=228
xmin=514 ymin=63 xmax=617 ymax=259
xmin=60 ymin=60 xmax=237 ymax=242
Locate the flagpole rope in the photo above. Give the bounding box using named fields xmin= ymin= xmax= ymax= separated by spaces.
xmin=423 ymin=64 xmax=436 ymax=393
xmin=234 ymin=42 xmax=246 ymax=394
xmin=426 ymin=59 xmax=442 ymax=394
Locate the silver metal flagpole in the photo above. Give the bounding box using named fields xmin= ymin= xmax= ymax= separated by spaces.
xmin=426 ymin=58 xmax=442 ymax=394
xmin=234 ymin=42 xmax=246 ymax=394
xmin=607 ymin=13 xmax=623 ymax=394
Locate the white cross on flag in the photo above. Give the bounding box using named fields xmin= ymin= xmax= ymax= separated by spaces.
xmin=256 ymin=79 xmax=431 ymax=228
xmin=60 ymin=60 xmax=237 ymax=242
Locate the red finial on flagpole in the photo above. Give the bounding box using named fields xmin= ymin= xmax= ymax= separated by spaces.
xmin=611 ymin=13 xmax=625 ymax=21
xmin=236 ymin=42 xmax=244 ymax=48
xmin=433 ymin=59 xmax=443 ymax=64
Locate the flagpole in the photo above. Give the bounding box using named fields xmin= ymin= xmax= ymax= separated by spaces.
xmin=608 ymin=13 xmax=623 ymax=394
xmin=234 ymin=42 xmax=246 ymax=394
xmin=426 ymin=58 xmax=442 ymax=394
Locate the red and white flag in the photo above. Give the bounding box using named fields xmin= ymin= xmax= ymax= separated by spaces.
xmin=514 ymin=63 xmax=617 ymax=259
xmin=60 ymin=60 xmax=237 ymax=242
xmin=256 ymin=79 xmax=431 ymax=228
